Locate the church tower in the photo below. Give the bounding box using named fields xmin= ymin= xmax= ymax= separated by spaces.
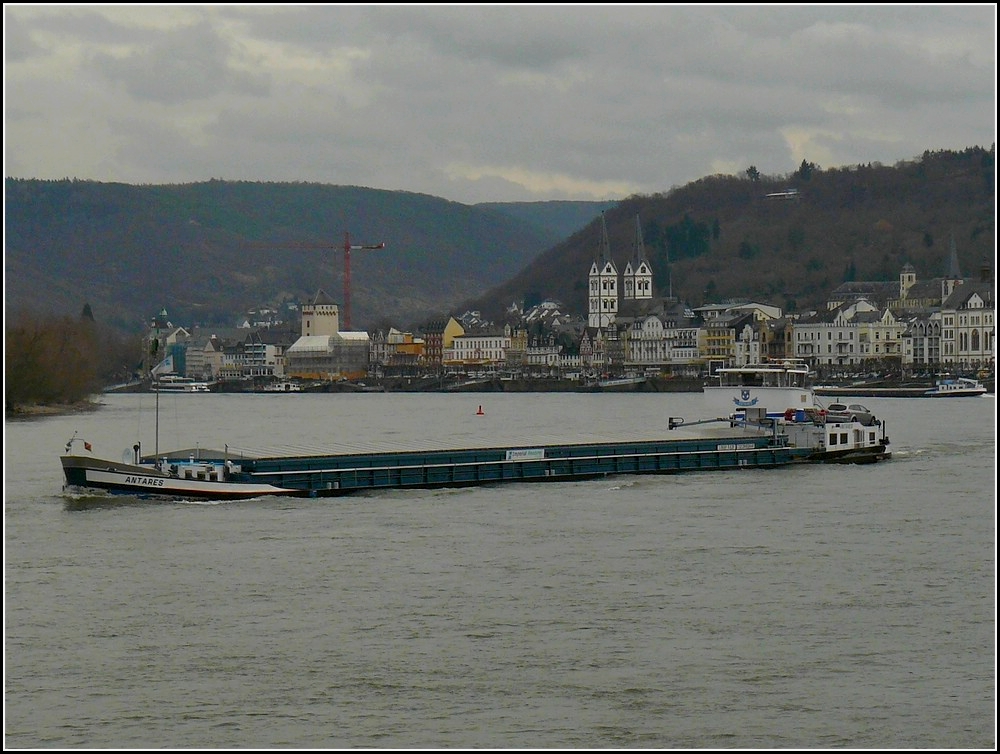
xmin=899 ymin=263 xmax=917 ymax=300
xmin=588 ymin=213 xmax=619 ymax=328
xmin=622 ymin=215 xmax=653 ymax=302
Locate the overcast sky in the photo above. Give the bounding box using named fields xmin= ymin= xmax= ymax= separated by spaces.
xmin=4 ymin=4 xmax=996 ymax=204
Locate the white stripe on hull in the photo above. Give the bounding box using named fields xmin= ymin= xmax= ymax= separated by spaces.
xmin=84 ymin=468 xmax=295 ymax=499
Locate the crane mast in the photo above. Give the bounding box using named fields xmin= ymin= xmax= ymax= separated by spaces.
xmin=251 ymin=232 xmax=385 ymax=330
xmin=342 ymin=232 xmax=385 ymax=330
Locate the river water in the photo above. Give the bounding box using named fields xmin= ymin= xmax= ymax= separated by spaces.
xmin=4 ymin=391 xmax=996 ymax=748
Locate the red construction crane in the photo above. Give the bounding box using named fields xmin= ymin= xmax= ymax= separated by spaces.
xmin=341 ymin=232 xmax=385 ymax=330
xmin=251 ymin=231 xmax=385 ymax=330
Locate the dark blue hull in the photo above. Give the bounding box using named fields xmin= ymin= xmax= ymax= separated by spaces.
xmin=211 ymin=436 xmax=805 ymax=497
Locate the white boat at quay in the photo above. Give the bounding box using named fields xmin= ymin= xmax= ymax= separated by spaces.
xmin=260 ymin=380 xmax=305 ymax=393
xmin=152 ymin=374 xmax=213 ymax=393
xmin=923 ymin=376 xmax=988 ymax=397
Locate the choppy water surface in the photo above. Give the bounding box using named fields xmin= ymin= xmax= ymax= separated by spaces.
xmin=4 ymin=392 xmax=996 ymax=748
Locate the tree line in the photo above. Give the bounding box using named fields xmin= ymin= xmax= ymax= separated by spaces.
xmin=5 ymin=305 xmax=140 ymax=412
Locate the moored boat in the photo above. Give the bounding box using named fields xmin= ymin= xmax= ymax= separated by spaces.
xmin=260 ymin=380 xmax=305 ymax=393
xmin=814 ymin=385 xmax=932 ymax=398
xmin=152 ymin=374 xmax=213 ymax=393
xmin=592 ymin=375 xmax=647 ymax=390
xmin=923 ymin=376 xmax=988 ymax=397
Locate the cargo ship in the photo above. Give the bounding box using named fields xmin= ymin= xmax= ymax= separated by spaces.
xmin=61 ymin=361 xmax=890 ymax=500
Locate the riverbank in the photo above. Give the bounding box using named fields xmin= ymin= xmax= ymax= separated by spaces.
xmin=5 ymin=400 xmax=103 ymax=421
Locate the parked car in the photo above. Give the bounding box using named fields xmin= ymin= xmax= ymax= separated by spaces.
xmin=825 ymin=402 xmax=877 ymax=425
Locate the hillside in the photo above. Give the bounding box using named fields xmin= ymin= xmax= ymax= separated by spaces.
xmin=5 ymin=180 xmax=603 ymax=332
xmin=477 ymin=200 xmax=619 ymax=242
xmin=5 ymin=146 xmax=995 ymax=335
xmin=465 ymin=146 xmax=995 ymax=322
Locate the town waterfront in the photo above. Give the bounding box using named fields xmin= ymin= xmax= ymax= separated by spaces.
xmin=4 ymin=392 xmax=996 ymax=748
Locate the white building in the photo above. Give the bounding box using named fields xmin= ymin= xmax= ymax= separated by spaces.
xmin=446 ymin=332 xmax=512 ymax=369
xmin=792 ymin=299 xmax=879 ymax=366
xmin=940 ymin=277 xmax=995 ymax=368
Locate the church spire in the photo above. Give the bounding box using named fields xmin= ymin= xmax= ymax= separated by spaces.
xmin=597 ymin=211 xmax=611 ymax=263
xmin=623 ymin=214 xmax=653 ymax=302
xmin=632 ymin=214 xmax=646 ymax=264
xmin=946 ymin=234 xmax=962 ymax=279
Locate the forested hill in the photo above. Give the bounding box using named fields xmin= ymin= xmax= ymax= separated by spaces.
xmin=4 ymin=180 xmax=605 ymax=332
xmin=477 ymin=200 xmax=619 ymax=241
xmin=5 ymin=146 xmax=995 ymax=335
xmin=464 ymin=146 xmax=995 ymax=322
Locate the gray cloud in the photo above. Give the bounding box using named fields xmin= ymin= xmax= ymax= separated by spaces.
xmin=4 ymin=5 xmax=995 ymax=203
xmin=92 ymin=20 xmax=269 ymax=104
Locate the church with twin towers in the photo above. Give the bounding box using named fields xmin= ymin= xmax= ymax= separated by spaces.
xmin=588 ymin=213 xmax=657 ymax=329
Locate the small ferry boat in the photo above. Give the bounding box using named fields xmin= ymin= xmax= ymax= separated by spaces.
xmin=923 ymin=376 xmax=987 ymax=397
xmin=260 ymin=380 xmax=305 ymax=393
xmin=814 ymin=385 xmax=931 ymax=398
xmin=593 ymin=375 xmax=647 ymax=390
xmin=152 ymin=375 xmax=213 ymax=393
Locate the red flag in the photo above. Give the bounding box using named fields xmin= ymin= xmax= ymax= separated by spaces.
xmin=84 ymin=442 xmax=92 ymax=452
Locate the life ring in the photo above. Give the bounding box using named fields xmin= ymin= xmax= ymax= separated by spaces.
xmin=783 ymin=408 xmax=795 ymax=421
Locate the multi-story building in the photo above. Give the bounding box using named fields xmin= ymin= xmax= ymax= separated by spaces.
xmin=445 ymin=330 xmax=512 ymax=371
xmin=853 ymin=308 xmax=905 ymax=362
xmin=902 ymin=312 xmax=942 ymax=366
xmin=579 ymin=328 xmax=607 ymax=373
xmin=940 ymin=266 xmax=995 ymax=369
xmin=418 ymin=317 xmax=465 ymax=369
xmin=792 ymin=299 xmax=879 ymax=367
